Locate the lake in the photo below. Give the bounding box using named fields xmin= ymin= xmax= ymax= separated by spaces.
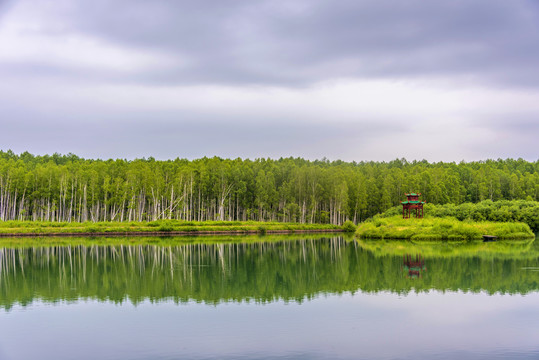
xmin=1 ymin=235 xmax=538 ymax=360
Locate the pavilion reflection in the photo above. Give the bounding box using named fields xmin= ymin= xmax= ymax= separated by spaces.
xmin=402 ymin=254 xmax=427 ymax=279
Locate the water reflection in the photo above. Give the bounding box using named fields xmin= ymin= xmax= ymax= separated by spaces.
xmin=1 ymin=236 xmax=539 ymax=309
xmin=402 ymin=254 xmax=426 ymax=279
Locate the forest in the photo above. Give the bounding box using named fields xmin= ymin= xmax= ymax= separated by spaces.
xmin=0 ymin=150 xmax=538 ymax=224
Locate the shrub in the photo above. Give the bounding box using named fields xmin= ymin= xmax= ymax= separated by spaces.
xmin=87 ymin=226 xmax=99 ymax=233
xmin=158 ymin=224 xmax=174 ymax=232
xmin=342 ymin=220 xmax=357 ymax=233
xmin=258 ymin=226 xmax=267 ymax=235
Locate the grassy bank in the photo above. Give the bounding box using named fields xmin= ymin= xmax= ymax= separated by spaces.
xmin=0 ymin=220 xmax=342 ymax=236
xmin=379 ymin=200 xmax=539 ymax=232
xmin=355 ymin=216 xmax=534 ymax=240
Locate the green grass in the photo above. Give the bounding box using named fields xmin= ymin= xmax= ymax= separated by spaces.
xmin=0 ymin=220 xmax=342 ymax=235
xmin=355 ymin=216 xmax=534 ymax=240
xmin=379 ymin=200 xmax=539 ymax=232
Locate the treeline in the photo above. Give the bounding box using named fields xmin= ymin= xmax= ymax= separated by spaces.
xmin=381 ymin=200 xmax=539 ymax=231
xmin=0 ymin=150 xmax=538 ymax=224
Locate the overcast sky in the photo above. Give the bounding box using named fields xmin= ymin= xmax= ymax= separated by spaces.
xmin=0 ymin=0 xmax=538 ymax=161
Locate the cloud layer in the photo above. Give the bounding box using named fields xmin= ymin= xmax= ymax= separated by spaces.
xmin=0 ymin=0 xmax=538 ymax=161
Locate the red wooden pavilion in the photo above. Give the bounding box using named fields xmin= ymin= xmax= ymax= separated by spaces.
xmin=401 ymin=193 xmax=425 ymax=219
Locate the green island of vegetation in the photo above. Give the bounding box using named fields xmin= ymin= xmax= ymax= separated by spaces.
xmin=356 ymin=200 xmax=538 ymax=240
xmin=356 ymin=216 xmax=534 ymax=240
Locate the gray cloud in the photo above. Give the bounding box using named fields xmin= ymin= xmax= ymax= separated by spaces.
xmin=1 ymin=0 xmax=538 ymax=162
xmin=0 ymin=102 xmax=409 ymax=161
xmin=5 ymin=0 xmax=539 ymax=87
xmin=464 ymin=114 xmax=539 ymax=160
xmin=473 ymin=113 xmax=539 ymax=139
xmin=0 ymin=0 xmax=14 ymax=14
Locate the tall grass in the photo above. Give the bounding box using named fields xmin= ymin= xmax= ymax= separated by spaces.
xmin=355 ymin=216 xmax=534 ymax=240
xmin=379 ymin=200 xmax=539 ymax=232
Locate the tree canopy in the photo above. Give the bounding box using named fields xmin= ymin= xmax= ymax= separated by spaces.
xmin=0 ymin=151 xmax=538 ymax=224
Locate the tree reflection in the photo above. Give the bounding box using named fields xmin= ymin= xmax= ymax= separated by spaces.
xmin=1 ymin=237 xmax=538 ymax=309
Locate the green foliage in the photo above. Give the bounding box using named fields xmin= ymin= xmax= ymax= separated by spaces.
xmin=379 ymin=199 xmax=539 ymax=232
xmin=356 ymin=216 xmax=534 ymax=240
xmin=0 ymin=151 xmax=538 ymax=225
xmin=86 ymin=226 xmax=99 ymax=233
xmin=342 ymin=220 xmax=357 ymax=232
xmin=157 ymin=224 xmax=174 ymax=232
xmin=0 ymin=220 xmax=340 ymax=234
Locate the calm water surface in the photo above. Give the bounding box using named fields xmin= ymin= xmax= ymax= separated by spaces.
xmin=1 ymin=235 xmax=538 ymax=360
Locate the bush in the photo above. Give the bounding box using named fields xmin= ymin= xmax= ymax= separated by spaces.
xmin=342 ymin=220 xmax=357 ymax=233
xmin=87 ymin=226 xmax=99 ymax=233
xmin=157 ymin=224 xmax=174 ymax=232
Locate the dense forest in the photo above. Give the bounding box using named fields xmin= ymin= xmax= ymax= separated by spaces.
xmin=0 ymin=150 xmax=538 ymax=224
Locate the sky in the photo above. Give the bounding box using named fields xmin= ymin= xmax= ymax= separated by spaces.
xmin=0 ymin=0 xmax=538 ymax=162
